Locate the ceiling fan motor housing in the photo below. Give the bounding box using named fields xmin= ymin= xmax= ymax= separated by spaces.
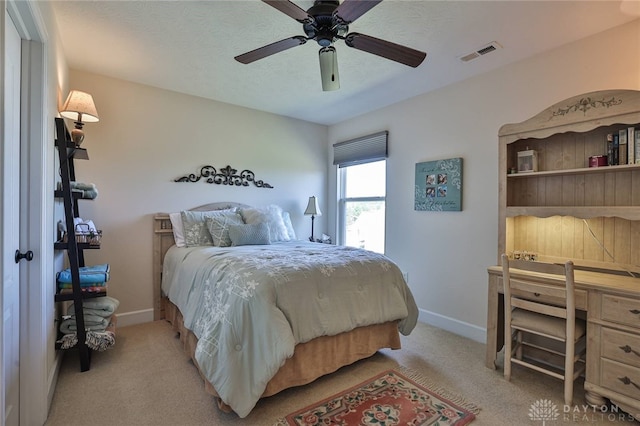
xmin=304 ymin=0 xmax=348 ymax=47
xmin=234 ymin=0 xmax=427 ymax=89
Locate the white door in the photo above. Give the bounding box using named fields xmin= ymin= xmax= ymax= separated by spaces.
xmin=3 ymin=8 xmax=22 ymax=426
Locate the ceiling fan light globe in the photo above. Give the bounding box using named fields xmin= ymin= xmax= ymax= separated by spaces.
xmin=319 ymin=46 xmax=340 ymax=91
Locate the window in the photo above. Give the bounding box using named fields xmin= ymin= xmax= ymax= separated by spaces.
xmin=334 ymin=131 xmax=388 ymax=254
xmin=338 ymin=160 xmax=386 ymax=253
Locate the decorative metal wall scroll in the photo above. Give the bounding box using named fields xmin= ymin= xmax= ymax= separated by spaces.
xmin=175 ymin=165 xmax=273 ymax=189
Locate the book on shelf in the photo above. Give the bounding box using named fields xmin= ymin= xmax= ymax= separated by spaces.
xmin=613 ymin=133 xmax=619 ymax=165
xmin=607 ymin=133 xmax=614 ymax=166
xmin=619 ymin=129 xmax=628 ymax=165
xmin=628 ymin=127 xmax=635 ymax=165
xmin=634 ymin=127 xmax=640 ymax=164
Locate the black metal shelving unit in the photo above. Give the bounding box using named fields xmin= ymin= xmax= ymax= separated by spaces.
xmin=54 ymin=117 xmax=103 ymax=371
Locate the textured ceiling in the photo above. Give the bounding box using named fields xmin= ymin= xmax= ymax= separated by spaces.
xmin=52 ymin=1 xmax=639 ymax=125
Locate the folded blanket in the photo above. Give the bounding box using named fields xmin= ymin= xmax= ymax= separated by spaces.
xmin=57 ymin=315 xmax=117 ymax=351
xmin=68 ymin=296 xmax=119 ymax=318
xmin=57 ymin=264 xmax=110 ymax=284
xmin=59 ymin=314 xmax=110 ymax=334
xmin=85 ymin=329 xmax=115 ymax=351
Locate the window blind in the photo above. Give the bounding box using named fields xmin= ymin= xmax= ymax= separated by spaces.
xmin=333 ymin=131 xmax=388 ymax=168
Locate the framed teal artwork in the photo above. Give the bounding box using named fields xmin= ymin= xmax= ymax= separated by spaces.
xmin=415 ymin=157 xmax=463 ymax=211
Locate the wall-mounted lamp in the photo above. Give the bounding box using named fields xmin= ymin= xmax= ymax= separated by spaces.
xmin=319 ymin=46 xmax=340 ymax=91
xmin=59 ymin=90 xmax=99 ymax=146
xmin=304 ymin=196 xmax=322 ymax=242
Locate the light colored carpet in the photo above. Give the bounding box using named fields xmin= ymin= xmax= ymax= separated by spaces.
xmin=45 ymin=320 xmax=638 ymax=425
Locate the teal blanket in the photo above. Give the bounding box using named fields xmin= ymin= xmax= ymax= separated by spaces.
xmin=57 ymin=263 xmax=110 ymax=284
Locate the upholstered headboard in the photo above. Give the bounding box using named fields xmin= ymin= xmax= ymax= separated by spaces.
xmin=152 ymin=202 xmax=250 ymax=320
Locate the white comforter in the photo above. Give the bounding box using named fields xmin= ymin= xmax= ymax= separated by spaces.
xmin=161 ymin=241 xmax=418 ymax=417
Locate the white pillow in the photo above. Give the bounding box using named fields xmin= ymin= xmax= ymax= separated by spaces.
xmin=169 ymin=212 xmax=186 ymax=247
xmin=282 ymin=211 xmax=296 ymax=240
xmin=239 ymin=205 xmax=289 ymax=242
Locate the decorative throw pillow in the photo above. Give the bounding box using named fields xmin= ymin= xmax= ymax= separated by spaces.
xmin=180 ymin=209 xmax=237 ymax=247
xmin=239 ymin=205 xmax=289 ymax=242
xmin=169 ymin=212 xmax=186 ymax=247
xmin=205 ymin=213 xmax=244 ymax=247
xmin=281 ymin=211 xmax=296 ymax=240
xmin=228 ymin=223 xmax=271 ymax=246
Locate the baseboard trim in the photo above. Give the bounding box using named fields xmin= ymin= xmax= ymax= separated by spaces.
xmin=418 ymin=308 xmax=487 ymax=344
xmin=116 ymin=308 xmax=154 ymax=327
xmin=115 ymin=307 xmax=486 ymax=343
xmin=47 ymin=351 xmax=63 ymax=414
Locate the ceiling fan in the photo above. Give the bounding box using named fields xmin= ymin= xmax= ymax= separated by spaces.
xmin=234 ymin=0 xmax=427 ymax=91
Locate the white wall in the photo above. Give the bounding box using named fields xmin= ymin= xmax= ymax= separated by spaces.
xmin=66 ymin=19 xmax=640 ymax=340
xmin=328 ymin=19 xmax=640 ymax=342
xmin=65 ymin=70 xmax=328 ymax=323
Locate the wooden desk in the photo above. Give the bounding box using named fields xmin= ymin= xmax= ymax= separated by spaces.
xmin=486 ymin=266 xmax=640 ymax=415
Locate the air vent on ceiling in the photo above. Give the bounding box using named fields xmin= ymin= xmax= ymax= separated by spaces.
xmin=458 ymin=41 xmax=502 ymax=63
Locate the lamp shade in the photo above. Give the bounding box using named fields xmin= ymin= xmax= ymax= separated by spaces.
xmin=318 ymin=46 xmax=339 ymax=92
xmin=60 ymin=90 xmax=99 ymax=123
xmin=304 ymin=196 xmax=322 ymax=216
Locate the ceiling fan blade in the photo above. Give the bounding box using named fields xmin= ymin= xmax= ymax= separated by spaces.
xmin=262 ymin=0 xmax=313 ymax=23
xmin=334 ymin=0 xmax=382 ymax=24
xmin=235 ymin=36 xmax=308 ymax=64
xmin=344 ymin=32 xmax=426 ymax=68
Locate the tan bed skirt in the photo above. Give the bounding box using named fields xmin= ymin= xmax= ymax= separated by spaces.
xmin=163 ymin=298 xmax=401 ymax=411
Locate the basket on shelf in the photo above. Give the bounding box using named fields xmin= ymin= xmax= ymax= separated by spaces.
xmin=62 ymin=223 xmax=102 ymax=245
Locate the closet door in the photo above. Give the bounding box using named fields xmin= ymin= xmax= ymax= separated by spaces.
xmin=2 ymin=8 xmax=22 ymax=426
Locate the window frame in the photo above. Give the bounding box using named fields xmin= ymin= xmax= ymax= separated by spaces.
xmin=337 ymin=160 xmax=386 ymax=252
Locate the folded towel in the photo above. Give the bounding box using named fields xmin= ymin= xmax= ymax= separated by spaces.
xmin=69 ymin=181 xmax=96 ymax=191
xmin=57 ymin=282 xmax=107 ymax=290
xmin=57 ymin=264 xmax=110 ymax=284
xmin=57 ymin=181 xmax=99 ymax=198
xmin=72 ymin=188 xmax=98 ymax=199
xmin=68 ymin=296 xmax=119 ymax=318
xmin=59 ymin=314 xmax=110 ymax=334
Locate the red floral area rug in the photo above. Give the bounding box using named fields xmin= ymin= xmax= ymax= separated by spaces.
xmin=275 ymin=368 xmax=479 ymax=425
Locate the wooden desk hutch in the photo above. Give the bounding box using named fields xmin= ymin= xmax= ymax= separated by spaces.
xmin=487 ymin=89 xmax=640 ymax=417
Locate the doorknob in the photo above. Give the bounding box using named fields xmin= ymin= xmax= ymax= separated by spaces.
xmin=15 ymin=250 xmax=34 ymax=263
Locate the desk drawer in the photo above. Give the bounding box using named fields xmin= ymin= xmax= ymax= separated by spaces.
xmin=509 ymin=280 xmax=587 ymax=310
xmin=602 ymin=358 xmax=640 ymax=400
xmin=602 ymin=328 xmax=640 ymax=369
xmin=602 ymin=294 xmax=640 ymax=328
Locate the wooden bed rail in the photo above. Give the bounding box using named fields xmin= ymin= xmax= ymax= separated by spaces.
xmin=153 ymin=213 xmax=173 ymax=320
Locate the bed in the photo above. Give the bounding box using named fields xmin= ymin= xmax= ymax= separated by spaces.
xmin=152 ymin=202 xmax=418 ymax=418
